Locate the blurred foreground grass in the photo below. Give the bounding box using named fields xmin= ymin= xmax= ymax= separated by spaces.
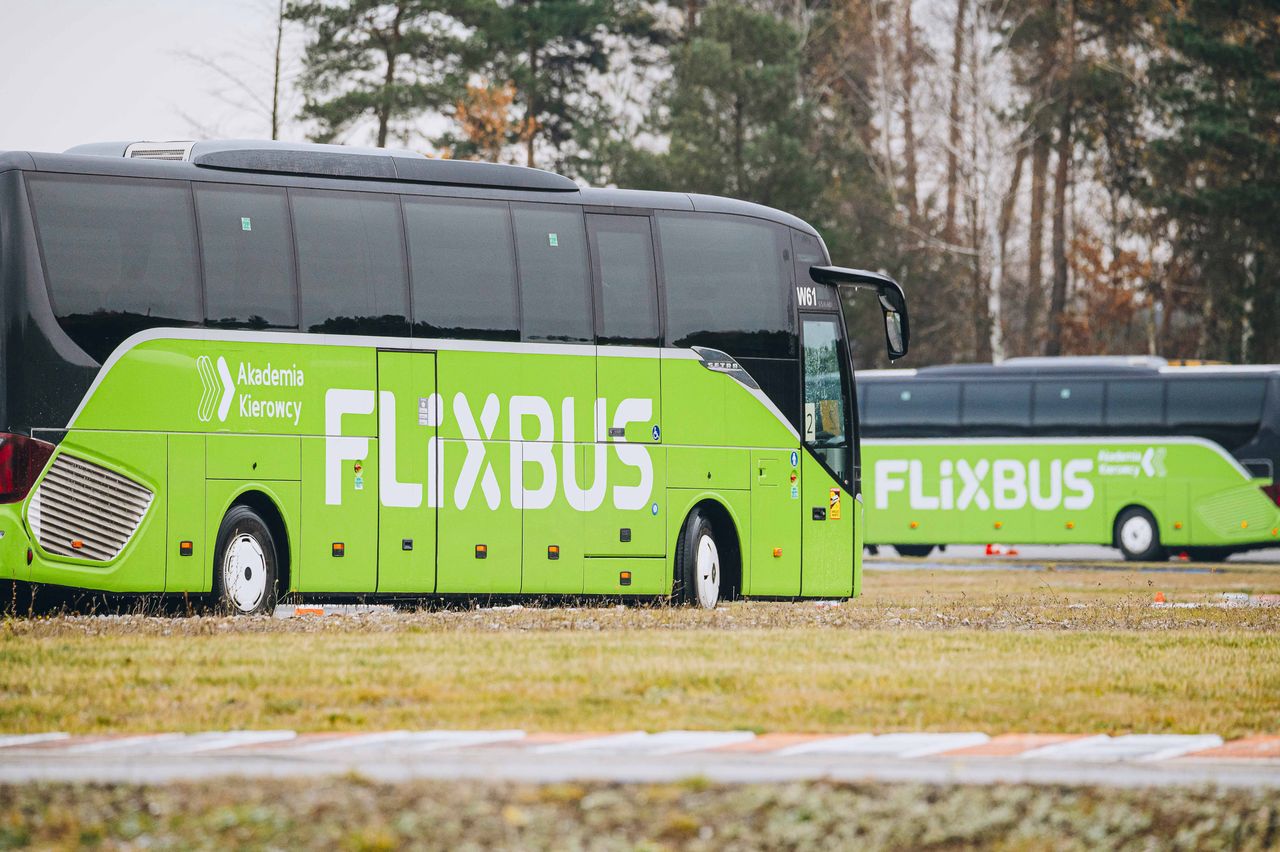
xmin=2 ymin=562 xmax=1279 ymax=735
xmin=3 ymin=777 xmax=1278 ymax=850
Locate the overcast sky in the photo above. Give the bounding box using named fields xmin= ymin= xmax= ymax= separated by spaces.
xmin=0 ymin=0 xmax=300 ymax=153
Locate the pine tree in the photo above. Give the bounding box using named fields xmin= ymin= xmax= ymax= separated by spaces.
xmin=287 ymin=0 xmax=481 ymax=147
xmin=472 ymin=0 xmax=658 ymax=169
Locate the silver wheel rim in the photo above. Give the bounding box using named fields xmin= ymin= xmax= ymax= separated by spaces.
xmin=694 ymin=533 xmax=720 ymax=609
xmin=222 ymin=533 xmax=267 ymax=613
xmin=1120 ymin=515 xmax=1154 ymax=555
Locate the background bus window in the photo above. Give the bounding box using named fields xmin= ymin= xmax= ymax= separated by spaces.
xmin=405 ymin=198 xmax=518 ymax=340
xmin=29 ymin=174 xmax=201 ymax=362
xmin=1033 ymin=380 xmax=1104 ymax=431
xmin=292 ymin=189 xmax=408 ymax=336
xmin=1104 ymin=379 xmax=1164 ymax=430
xmin=589 ymin=216 xmax=659 ymax=345
xmin=658 ymin=213 xmax=793 ymax=358
xmin=1166 ymin=377 xmax=1267 ymax=449
xmin=512 ymin=204 xmax=592 ymax=343
xmin=196 ymin=184 xmax=297 ymax=328
xmin=962 ymin=381 xmax=1031 ymax=434
xmin=862 ymin=382 xmax=960 ymax=436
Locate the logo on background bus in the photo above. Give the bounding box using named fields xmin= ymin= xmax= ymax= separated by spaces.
xmin=873 ymin=449 xmax=1170 ymax=512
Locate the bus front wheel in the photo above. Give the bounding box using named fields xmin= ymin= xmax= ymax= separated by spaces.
xmin=1115 ymin=507 xmax=1166 ymax=562
xmin=894 ymin=544 xmax=934 ymax=558
xmin=674 ymin=507 xmax=721 ymax=609
xmin=212 ymin=505 xmax=280 ymax=615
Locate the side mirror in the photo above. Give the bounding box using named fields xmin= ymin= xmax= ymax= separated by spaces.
xmin=808 ymin=265 xmax=911 ymax=361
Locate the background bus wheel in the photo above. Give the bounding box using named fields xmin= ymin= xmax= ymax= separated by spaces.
xmin=894 ymin=544 xmax=934 ymax=558
xmin=674 ymin=507 xmax=721 ymax=609
xmin=212 ymin=505 xmax=279 ymax=615
xmin=1115 ymin=507 xmax=1166 ymax=562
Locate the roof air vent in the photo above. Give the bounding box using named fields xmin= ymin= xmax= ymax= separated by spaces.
xmin=124 ymin=141 xmax=195 ymax=161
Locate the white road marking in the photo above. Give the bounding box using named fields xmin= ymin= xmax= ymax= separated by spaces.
xmin=395 ymin=730 xmax=526 ymax=752
xmin=536 ymin=731 xmax=756 ymax=755
xmin=66 ymin=734 xmax=184 ymax=754
xmin=779 ymin=733 xmax=990 ymax=758
xmin=0 ymin=733 xmax=69 ymax=749
xmin=291 ymin=732 xmax=413 ymax=753
xmin=1021 ymin=734 xmax=1225 ymax=762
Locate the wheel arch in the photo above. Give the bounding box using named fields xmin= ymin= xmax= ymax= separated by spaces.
xmin=672 ymin=494 xmax=743 ymax=599
xmin=217 ymin=486 xmax=293 ymax=597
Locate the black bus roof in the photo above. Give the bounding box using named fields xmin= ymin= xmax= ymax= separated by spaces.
xmin=859 ymin=357 xmax=1280 ymax=381
xmin=0 ymin=140 xmax=821 ymax=237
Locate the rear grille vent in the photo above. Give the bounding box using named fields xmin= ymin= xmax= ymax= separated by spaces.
xmin=28 ymin=455 xmax=153 ymax=562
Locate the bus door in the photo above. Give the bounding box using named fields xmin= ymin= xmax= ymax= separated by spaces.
xmin=375 ymin=350 xmax=438 ymax=593
xmin=585 ymin=212 xmax=666 ymax=563
xmin=799 ymin=311 xmax=856 ymax=597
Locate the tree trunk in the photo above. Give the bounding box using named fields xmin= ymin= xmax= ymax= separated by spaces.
xmin=901 ymin=0 xmax=920 ymax=228
xmin=377 ymin=3 xmax=405 ymax=148
xmin=1027 ymin=133 xmax=1050 ymax=354
xmin=994 ymin=144 xmax=1027 ymax=361
xmin=1045 ymin=0 xmax=1075 ymax=357
xmin=272 ymin=0 xmax=284 ymax=141
xmin=943 ymin=0 xmax=968 ymax=244
xmin=1045 ymin=105 xmax=1072 ymax=356
xmin=526 ymin=22 xmax=538 ymax=168
xmin=685 ymin=0 xmax=698 ymax=38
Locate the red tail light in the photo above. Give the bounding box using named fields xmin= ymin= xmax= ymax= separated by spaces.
xmin=0 ymin=434 xmax=55 ymax=504
xmin=1261 ymin=483 xmax=1280 ymax=508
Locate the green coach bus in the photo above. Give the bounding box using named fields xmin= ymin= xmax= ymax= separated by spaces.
xmin=0 ymin=139 xmax=908 ymax=612
xmin=858 ymin=357 xmax=1280 ymax=561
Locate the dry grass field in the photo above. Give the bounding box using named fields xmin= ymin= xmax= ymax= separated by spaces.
xmin=2 ymin=561 xmax=1279 ymax=737
xmin=4 ymin=777 xmax=1279 ymax=850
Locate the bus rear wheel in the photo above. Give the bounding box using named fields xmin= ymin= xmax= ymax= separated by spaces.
xmin=674 ymin=507 xmax=721 ymax=609
xmin=212 ymin=505 xmax=280 ymax=615
xmin=1115 ymin=507 xmax=1166 ymax=562
xmin=893 ymin=544 xmax=934 ymax=558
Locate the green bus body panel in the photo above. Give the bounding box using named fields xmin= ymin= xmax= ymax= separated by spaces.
xmin=748 ymin=450 xmax=801 ymax=596
xmin=376 ymin=350 xmax=438 ymax=594
xmin=862 ymin=438 xmax=1280 ymax=549
xmin=206 ymin=434 xmax=300 ymax=482
xmin=17 ymin=333 xmax=858 ymax=598
xmin=166 ymin=433 xmax=206 ymax=592
xmin=801 ymin=454 xmax=854 ymax=598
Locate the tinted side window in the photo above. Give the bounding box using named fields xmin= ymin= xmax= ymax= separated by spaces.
xmin=512 ymin=204 xmax=592 ymax=343
xmin=29 ymin=174 xmax=200 ymax=362
xmin=196 ymin=184 xmax=297 ymax=328
xmin=1033 ymin=380 xmax=1104 ymax=429
xmin=405 ymin=197 xmax=518 ymax=340
xmin=1167 ymin=378 xmax=1267 ymax=427
xmin=1104 ymin=379 xmax=1164 ymax=429
xmin=588 ymin=215 xmax=659 ymax=345
xmin=962 ymin=381 xmax=1031 ymax=432
xmin=659 ymin=213 xmax=793 ymax=358
xmin=292 ymin=189 xmax=408 ymax=336
xmin=862 ymin=381 xmax=960 ymax=436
